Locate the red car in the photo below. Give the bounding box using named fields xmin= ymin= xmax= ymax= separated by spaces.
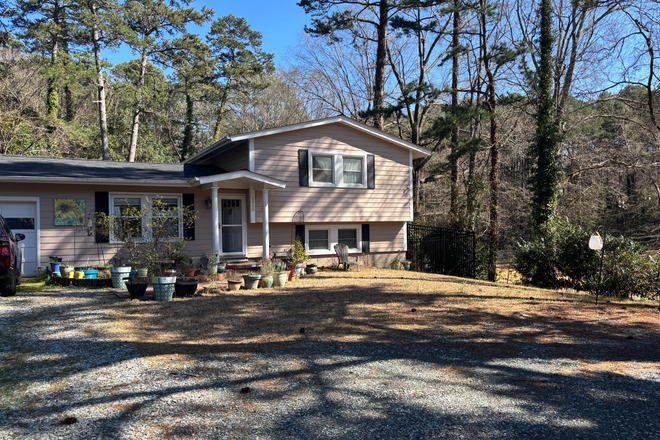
xmin=0 ymin=215 xmax=25 ymax=297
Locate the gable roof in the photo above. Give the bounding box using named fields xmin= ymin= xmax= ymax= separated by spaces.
xmin=185 ymin=115 xmax=433 ymax=164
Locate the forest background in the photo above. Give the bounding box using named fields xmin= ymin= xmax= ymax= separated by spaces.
xmin=1 ymin=0 xmax=660 ymax=279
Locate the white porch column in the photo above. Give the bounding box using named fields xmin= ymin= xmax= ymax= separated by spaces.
xmin=262 ymin=188 xmax=270 ymax=260
xmin=211 ymin=186 xmax=220 ymax=253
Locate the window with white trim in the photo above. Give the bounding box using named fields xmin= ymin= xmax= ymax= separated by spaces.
xmin=308 ymin=151 xmax=367 ymax=188
xmin=110 ymin=194 xmax=182 ymax=243
xmin=305 ymin=225 xmax=361 ymax=254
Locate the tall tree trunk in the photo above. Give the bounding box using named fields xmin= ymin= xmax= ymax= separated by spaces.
xmin=449 ymin=1 xmax=460 ymax=226
xmin=480 ymin=4 xmax=499 ymax=282
xmin=466 ymin=150 xmax=476 ymax=230
xmin=487 ymin=81 xmax=498 ymax=282
xmin=182 ymin=89 xmax=194 ymax=159
xmin=531 ymin=0 xmax=559 ymax=231
xmin=128 ymin=49 xmax=148 ymax=162
xmin=91 ymin=5 xmax=110 ymax=161
xmin=47 ymin=4 xmax=60 ymax=118
xmin=64 ymin=85 xmax=74 ymax=121
xmin=372 ymin=0 xmax=389 ymax=130
xmin=211 ymin=87 xmax=229 ymax=143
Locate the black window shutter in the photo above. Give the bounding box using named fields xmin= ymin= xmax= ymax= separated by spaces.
xmin=367 ymin=155 xmax=375 ymax=189
xmin=298 ymin=149 xmax=309 ymax=187
xmin=95 ymin=192 xmax=109 ymax=243
xmin=361 ymin=224 xmax=370 ymax=253
xmin=295 ymin=224 xmax=305 ymax=244
xmin=182 ymin=193 xmax=195 ymax=240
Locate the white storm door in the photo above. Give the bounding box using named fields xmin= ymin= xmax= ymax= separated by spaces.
xmin=0 ymin=202 xmax=38 ymax=276
xmin=220 ymin=197 xmax=246 ymax=256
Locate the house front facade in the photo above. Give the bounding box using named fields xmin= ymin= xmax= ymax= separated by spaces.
xmin=0 ymin=116 xmax=431 ymax=276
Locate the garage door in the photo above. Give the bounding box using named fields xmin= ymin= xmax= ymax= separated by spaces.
xmin=0 ymin=202 xmax=37 ymax=276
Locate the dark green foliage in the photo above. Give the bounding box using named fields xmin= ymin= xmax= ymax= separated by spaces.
xmin=530 ymin=0 xmax=560 ymax=231
xmin=515 ymin=219 xmax=660 ymax=299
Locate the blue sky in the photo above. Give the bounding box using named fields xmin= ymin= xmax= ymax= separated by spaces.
xmin=105 ymin=0 xmax=312 ymax=68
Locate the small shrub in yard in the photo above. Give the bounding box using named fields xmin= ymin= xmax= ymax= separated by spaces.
xmin=515 ymin=219 xmax=660 ymax=300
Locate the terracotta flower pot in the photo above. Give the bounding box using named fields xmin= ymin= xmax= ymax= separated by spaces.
xmin=287 ymin=270 xmax=296 ymax=281
xmin=227 ymin=280 xmax=242 ymax=291
xmin=185 ymin=268 xmax=195 ymax=278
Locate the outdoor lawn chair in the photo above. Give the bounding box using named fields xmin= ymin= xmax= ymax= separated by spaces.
xmin=334 ymin=243 xmax=360 ymax=272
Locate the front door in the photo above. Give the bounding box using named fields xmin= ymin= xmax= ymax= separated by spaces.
xmin=220 ymin=198 xmax=245 ymax=255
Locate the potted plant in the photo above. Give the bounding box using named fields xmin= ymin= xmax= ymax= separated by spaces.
xmin=242 ymin=272 xmax=261 ymax=290
xmin=49 ymin=258 xmax=61 ymax=276
xmin=208 ymin=250 xmax=220 ymax=276
xmin=61 ymin=263 xmax=74 ymax=278
xmin=390 ymin=257 xmax=401 ymax=270
xmin=306 ymin=262 xmax=318 ymax=275
xmin=402 ymin=259 xmax=411 ymax=271
xmin=272 ymin=259 xmax=288 ymax=287
xmin=258 ymin=259 xmax=274 ymax=288
xmin=95 ymin=196 xmax=197 ymax=298
xmin=227 ymin=276 xmax=242 ymax=291
xmin=291 ymin=238 xmax=309 ymax=278
xmin=124 ymin=277 xmax=148 ymax=299
xmin=174 ymin=275 xmax=199 ymax=297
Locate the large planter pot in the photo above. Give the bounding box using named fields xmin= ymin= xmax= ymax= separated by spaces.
xmin=242 ymin=274 xmax=261 ymax=290
xmin=125 ymin=279 xmax=148 ymax=299
xmin=174 ymin=279 xmax=199 ymax=297
xmin=227 ymin=280 xmax=242 ymax=291
xmin=50 ymin=262 xmax=61 ymax=274
xmin=83 ymin=270 xmax=98 ymax=279
xmin=258 ymin=276 xmax=273 ymax=288
xmin=62 ymin=266 xmax=74 ymax=276
xmin=273 ymin=272 xmax=288 ymax=287
xmin=111 ymin=267 xmax=132 ymax=289
xmin=151 ymin=276 xmax=176 ymax=302
xmin=306 ymin=264 xmax=318 ymax=275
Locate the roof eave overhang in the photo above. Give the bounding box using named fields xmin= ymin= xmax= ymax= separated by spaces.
xmin=0 ymin=177 xmax=192 ymax=187
xmin=191 ymin=170 xmax=287 ymax=189
xmin=185 ymin=116 xmax=433 ymax=164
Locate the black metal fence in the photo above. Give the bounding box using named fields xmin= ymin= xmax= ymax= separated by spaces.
xmin=407 ymin=224 xmax=476 ymax=278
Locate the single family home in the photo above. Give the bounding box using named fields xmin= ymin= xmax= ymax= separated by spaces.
xmin=0 ymin=116 xmax=431 ymax=276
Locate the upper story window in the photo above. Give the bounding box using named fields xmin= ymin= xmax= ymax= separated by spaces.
xmin=308 ymin=150 xmax=367 ymax=188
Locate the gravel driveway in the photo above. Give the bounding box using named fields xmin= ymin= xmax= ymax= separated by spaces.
xmin=1 ymin=287 xmax=659 ymax=439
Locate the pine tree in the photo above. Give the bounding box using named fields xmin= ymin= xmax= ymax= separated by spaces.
xmin=122 ymin=0 xmax=211 ymax=162
xmin=206 ymin=15 xmax=274 ymax=143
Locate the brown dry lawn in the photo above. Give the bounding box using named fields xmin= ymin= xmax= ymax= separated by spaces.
xmin=104 ymin=268 xmax=660 ymax=377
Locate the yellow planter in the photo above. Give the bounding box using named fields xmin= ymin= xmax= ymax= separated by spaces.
xmin=67 ymin=271 xmax=74 ymax=278
xmin=75 ymin=271 xmax=84 ymax=279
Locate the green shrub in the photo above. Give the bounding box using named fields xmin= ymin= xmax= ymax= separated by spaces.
xmin=514 ymin=219 xmax=660 ymax=299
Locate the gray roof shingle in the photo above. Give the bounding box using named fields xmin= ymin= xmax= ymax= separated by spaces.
xmin=0 ymin=155 xmax=224 ymax=183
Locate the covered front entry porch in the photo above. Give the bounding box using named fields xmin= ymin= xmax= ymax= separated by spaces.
xmin=192 ymin=171 xmax=286 ymax=260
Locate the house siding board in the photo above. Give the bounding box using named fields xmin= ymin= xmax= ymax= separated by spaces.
xmin=0 ymin=183 xmax=219 ymax=267
xmin=253 ymin=125 xmax=410 ymax=223
xmin=210 ymin=142 xmax=249 ymax=171
xmin=252 ymin=221 xmax=404 ymax=258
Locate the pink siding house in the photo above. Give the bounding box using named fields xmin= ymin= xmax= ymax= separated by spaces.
xmin=0 ymin=116 xmax=431 ymax=275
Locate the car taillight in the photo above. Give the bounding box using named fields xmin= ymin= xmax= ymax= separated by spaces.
xmin=0 ymin=235 xmax=9 ymax=267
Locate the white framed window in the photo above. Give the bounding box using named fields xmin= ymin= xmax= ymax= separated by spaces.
xmin=308 ymin=150 xmax=367 ymax=188
xmin=109 ymin=193 xmax=183 ymax=243
xmin=305 ymin=225 xmax=361 ymax=255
